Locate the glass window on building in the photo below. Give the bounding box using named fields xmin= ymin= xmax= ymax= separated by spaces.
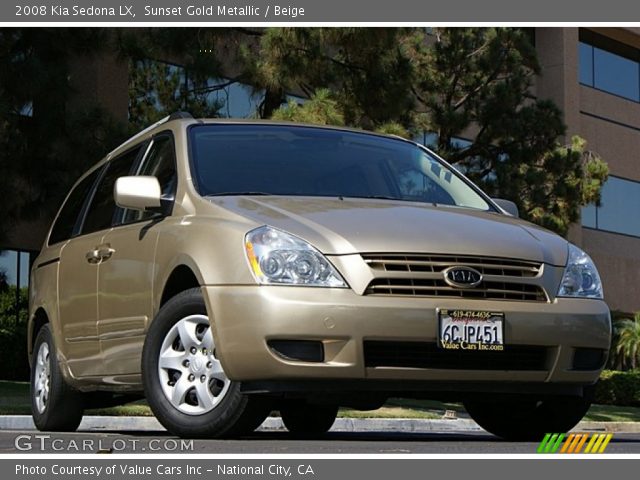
xmin=201 ymin=79 xmax=305 ymax=119
xmin=0 ymin=250 xmax=33 ymax=381
xmin=0 ymin=250 xmax=31 ymax=324
xmin=579 ymin=42 xmax=594 ymax=86
xmin=0 ymin=251 xmax=30 ymax=289
xmin=129 ymin=60 xmax=187 ymax=113
xmin=593 ymin=47 xmax=640 ymax=102
xmin=203 ymin=78 xmax=263 ymax=118
xmin=19 ymin=101 xmax=33 ymax=117
xmin=581 ymin=176 xmax=640 ymax=238
xmin=129 ymin=59 xmax=263 ymax=120
xmin=581 ymin=203 xmax=597 ymax=229
xmin=129 ymin=59 xmax=311 ymax=123
xmin=579 ymin=30 xmax=640 ymax=102
xmin=416 ymin=132 xmax=473 ymax=151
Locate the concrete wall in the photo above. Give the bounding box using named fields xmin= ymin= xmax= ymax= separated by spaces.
xmin=582 ymin=229 xmax=640 ymax=313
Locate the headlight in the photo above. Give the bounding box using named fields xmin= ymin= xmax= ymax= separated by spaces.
xmin=244 ymin=226 xmax=347 ymax=287
xmin=557 ymin=243 xmax=603 ymax=299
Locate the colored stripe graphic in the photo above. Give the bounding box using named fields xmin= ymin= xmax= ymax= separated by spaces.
xmin=597 ymin=433 xmax=613 ymax=453
xmin=568 ymin=434 xmax=583 ymax=453
xmin=575 ymin=433 xmax=589 ymax=453
xmin=537 ymin=434 xmax=552 ymax=454
xmin=584 ymin=433 xmax=599 ymax=453
xmin=559 ymin=434 xmax=573 ymax=453
xmin=537 ymin=433 xmax=613 ymax=454
xmin=537 ymin=433 xmax=565 ymax=453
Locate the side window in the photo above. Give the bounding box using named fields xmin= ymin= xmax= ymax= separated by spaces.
xmin=48 ymin=169 xmax=101 ymax=245
xmin=81 ymin=147 xmax=141 ymax=235
xmin=122 ymin=135 xmax=177 ymax=224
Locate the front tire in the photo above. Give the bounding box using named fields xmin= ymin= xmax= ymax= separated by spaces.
xmin=142 ymin=288 xmax=270 ymax=438
xmin=31 ymin=324 xmax=84 ymax=432
xmin=281 ymin=402 xmax=338 ymax=436
xmin=464 ymin=395 xmax=592 ymax=441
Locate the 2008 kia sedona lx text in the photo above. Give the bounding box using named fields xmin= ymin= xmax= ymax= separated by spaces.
xmin=28 ymin=113 xmax=611 ymax=440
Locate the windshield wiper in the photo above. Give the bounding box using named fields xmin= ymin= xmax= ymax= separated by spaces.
xmin=340 ymin=195 xmax=403 ymax=201
xmin=208 ymin=191 xmax=273 ymax=196
xmin=340 ymin=195 xmax=441 ymax=207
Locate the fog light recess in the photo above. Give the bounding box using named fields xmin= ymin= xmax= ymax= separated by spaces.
xmin=572 ymin=348 xmax=606 ymax=371
xmin=267 ymin=340 xmax=324 ymax=363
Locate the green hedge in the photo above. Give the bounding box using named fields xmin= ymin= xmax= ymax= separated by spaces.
xmin=0 ymin=287 xmax=30 ymax=381
xmin=0 ymin=322 xmax=29 ymax=381
xmin=595 ymin=370 xmax=640 ymax=407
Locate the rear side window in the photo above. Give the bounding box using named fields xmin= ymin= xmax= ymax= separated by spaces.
xmin=81 ymin=147 xmax=141 ymax=235
xmin=48 ymin=169 xmax=101 ymax=246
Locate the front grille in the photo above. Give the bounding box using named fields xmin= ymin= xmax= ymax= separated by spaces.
xmin=362 ymin=253 xmax=547 ymax=302
xmin=366 ymin=278 xmax=546 ymax=301
xmin=364 ymin=341 xmax=548 ymax=371
xmin=362 ymin=253 xmax=542 ymax=277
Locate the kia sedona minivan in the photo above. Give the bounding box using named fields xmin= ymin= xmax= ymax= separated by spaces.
xmin=28 ymin=113 xmax=611 ymax=440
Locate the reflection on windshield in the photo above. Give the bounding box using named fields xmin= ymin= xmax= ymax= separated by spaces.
xmin=189 ymin=125 xmax=491 ymax=211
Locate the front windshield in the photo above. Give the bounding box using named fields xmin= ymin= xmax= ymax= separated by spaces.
xmin=189 ymin=124 xmax=492 ymax=211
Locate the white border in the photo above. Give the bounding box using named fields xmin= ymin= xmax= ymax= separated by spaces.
xmin=1 ymin=19 xmax=639 ymax=460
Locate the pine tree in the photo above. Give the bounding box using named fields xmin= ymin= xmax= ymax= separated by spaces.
xmin=0 ymin=27 xmax=609 ymax=241
xmin=0 ymin=28 xmax=127 ymax=244
xmin=118 ymin=28 xmax=239 ymax=131
xmin=250 ymin=27 xmax=608 ymax=236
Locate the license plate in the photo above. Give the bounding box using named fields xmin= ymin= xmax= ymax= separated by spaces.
xmin=438 ymin=309 xmax=505 ymax=351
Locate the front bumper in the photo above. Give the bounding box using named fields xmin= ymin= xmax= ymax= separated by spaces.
xmin=203 ymin=286 xmax=611 ymax=391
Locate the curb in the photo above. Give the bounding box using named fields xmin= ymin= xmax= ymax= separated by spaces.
xmin=1 ymin=416 xmax=640 ymax=434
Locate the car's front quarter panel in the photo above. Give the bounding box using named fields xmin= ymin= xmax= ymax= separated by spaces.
xmin=151 ymin=212 xmax=260 ymax=316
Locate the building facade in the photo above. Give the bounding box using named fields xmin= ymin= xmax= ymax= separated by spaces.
xmin=535 ymin=28 xmax=640 ymax=313
xmin=1 ymin=27 xmax=639 ymax=316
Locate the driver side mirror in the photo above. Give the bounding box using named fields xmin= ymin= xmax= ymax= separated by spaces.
xmin=114 ymin=176 xmax=162 ymax=211
xmin=492 ymin=198 xmax=519 ymax=218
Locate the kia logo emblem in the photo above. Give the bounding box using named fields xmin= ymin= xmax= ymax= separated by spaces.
xmin=443 ymin=266 xmax=483 ymax=288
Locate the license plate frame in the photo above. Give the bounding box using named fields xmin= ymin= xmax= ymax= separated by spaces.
xmin=438 ymin=309 xmax=505 ymax=351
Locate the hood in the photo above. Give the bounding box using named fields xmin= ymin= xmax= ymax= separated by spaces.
xmin=208 ymin=196 xmax=569 ymax=266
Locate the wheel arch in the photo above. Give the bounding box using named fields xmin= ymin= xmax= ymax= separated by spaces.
xmin=160 ymin=264 xmax=202 ymax=308
xmin=153 ymin=257 xmax=204 ymax=318
xmin=28 ymin=307 xmax=50 ymax=365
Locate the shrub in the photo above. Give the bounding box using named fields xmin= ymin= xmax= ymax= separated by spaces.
xmin=595 ymin=370 xmax=640 ymax=407
xmin=0 ymin=286 xmax=30 ymax=381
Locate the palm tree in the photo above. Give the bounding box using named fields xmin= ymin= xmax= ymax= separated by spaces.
xmin=613 ymin=313 xmax=640 ymax=370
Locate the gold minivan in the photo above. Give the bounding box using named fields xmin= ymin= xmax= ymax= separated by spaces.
xmin=28 ymin=113 xmax=611 ymax=440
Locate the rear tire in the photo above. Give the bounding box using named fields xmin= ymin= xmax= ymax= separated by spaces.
xmin=31 ymin=324 xmax=84 ymax=432
xmin=142 ymin=288 xmax=271 ymax=438
xmin=281 ymin=402 xmax=338 ymax=436
xmin=464 ymin=395 xmax=592 ymax=441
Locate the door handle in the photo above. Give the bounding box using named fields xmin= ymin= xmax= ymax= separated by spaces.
xmin=85 ymin=249 xmax=101 ymax=264
xmin=97 ymin=245 xmax=116 ymax=261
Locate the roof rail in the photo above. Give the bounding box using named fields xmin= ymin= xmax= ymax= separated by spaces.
xmin=106 ymin=112 xmax=192 ymax=159
xmin=169 ymin=111 xmax=194 ymax=120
